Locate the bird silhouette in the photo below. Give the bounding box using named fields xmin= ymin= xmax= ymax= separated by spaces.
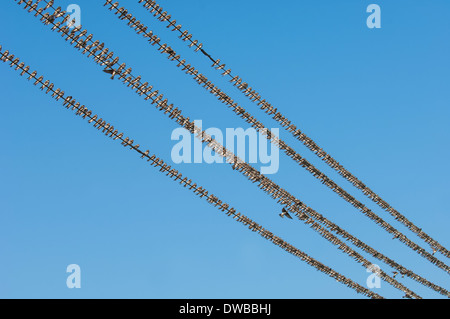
xmin=279 ymin=208 xmax=293 ymax=219
xmin=103 ymin=67 xmax=117 ymax=79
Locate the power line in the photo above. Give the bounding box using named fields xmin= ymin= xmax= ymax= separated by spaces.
xmin=12 ymin=0 xmax=449 ymax=297
xmin=0 ymin=44 xmax=385 ymax=299
xmin=96 ymin=1 xmax=450 ymax=296
xmin=11 ymin=0 xmax=445 ymax=298
xmin=134 ymin=0 xmax=450 ymax=259
xmin=98 ymin=0 xmax=450 ymax=272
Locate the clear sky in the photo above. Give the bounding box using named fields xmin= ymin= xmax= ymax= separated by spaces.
xmin=0 ymin=0 xmax=449 ymax=299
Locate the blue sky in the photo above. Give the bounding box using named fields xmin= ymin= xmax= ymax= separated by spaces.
xmin=0 ymin=0 xmax=449 ymax=298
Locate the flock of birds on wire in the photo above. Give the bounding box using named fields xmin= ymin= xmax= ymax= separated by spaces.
xmin=2 ymin=0 xmax=449 ymax=299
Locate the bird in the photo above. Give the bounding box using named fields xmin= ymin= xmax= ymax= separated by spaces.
xmin=180 ymin=30 xmax=189 ymax=40
xmin=212 ymin=59 xmax=220 ymax=68
xmin=88 ymin=114 xmax=98 ymax=124
xmin=0 ymin=50 xmax=10 ymax=62
xmin=240 ymin=83 xmax=249 ymax=90
xmin=103 ymin=56 xmax=119 ymax=68
xmin=222 ymin=69 xmax=231 ymax=76
xmin=20 ymin=65 xmax=30 ymax=76
xmin=299 ymin=212 xmax=308 ymax=220
xmin=67 ymin=18 xmax=78 ymax=29
xmin=188 ymin=39 xmax=198 ymax=48
xmin=121 ymin=137 xmax=129 ymax=146
xmin=40 ymin=80 xmax=50 ymax=91
xmin=432 ymin=247 xmax=437 ymax=255
xmin=279 ymin=208 xmax=293 ymax=219
xmin=27 ymin=70 xmax=37 ymax=81
xmin=216 ymin=63 xmax=226 ymax=70
xmin=46 ymin=14 xmax=56 ymax=25
xmin=44 ymin=0 xmax=54 ymax=11
xmin=103 ymin=68 xmax=117 ymax=79
xmin=23 ymin=1 xmax=33 ymax=11
xmin=392 ymin=271 xmax=398 ymax=278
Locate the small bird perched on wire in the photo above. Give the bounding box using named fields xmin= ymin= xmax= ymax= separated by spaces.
xmin=279 ymin=208 xmax=293 ymax=219
xmin=392 ymin=271 xmax=398 ymax=278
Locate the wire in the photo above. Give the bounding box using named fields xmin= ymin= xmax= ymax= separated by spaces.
xmin=100 ymin=0 xmax=450 ymax=274
xmin=11 ymin=0 xmax=449 ymax=297
xmin=97 ymin=1 xmax=450 ymax=296
xmin=0 ymin=44 xmax=385 ymax=299
xmin=134 ymin=0 xmax=450 ymax=259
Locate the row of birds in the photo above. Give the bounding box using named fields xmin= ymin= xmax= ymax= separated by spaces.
xmin=135 ymin=0 xmax=447 ymax=261
xmin=280 ymin=207 xmax=431 ymax=292
xmin=105 ymin=0 xmax=443 ymax=267
xmin=14 ymin=0 xmax=443 ymax=298
xmin=24 ymin=0 xmax=440 ymax=265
